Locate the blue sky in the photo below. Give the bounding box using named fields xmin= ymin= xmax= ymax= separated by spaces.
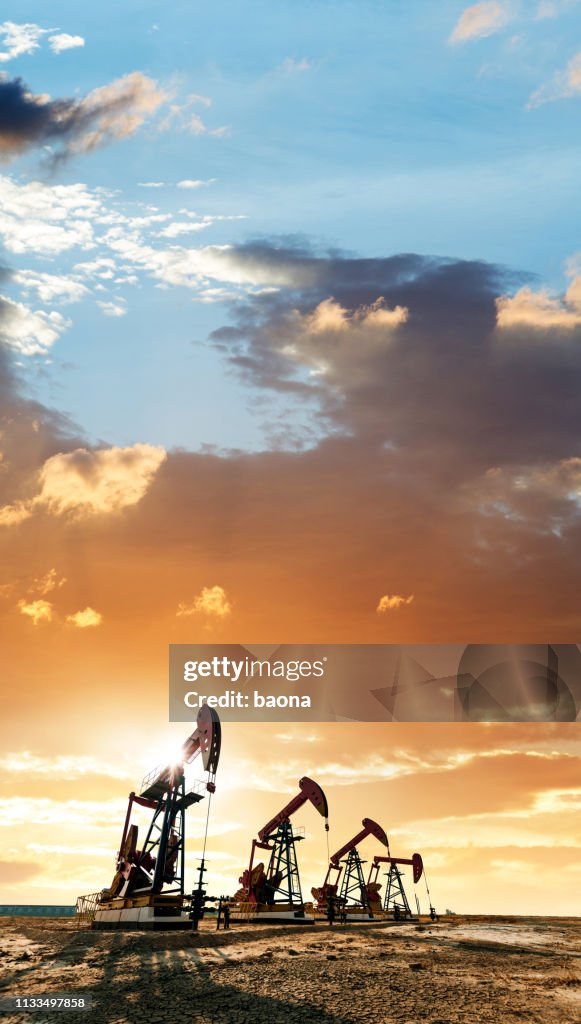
xmin=3 ymin=1 xmax=581 ymax=450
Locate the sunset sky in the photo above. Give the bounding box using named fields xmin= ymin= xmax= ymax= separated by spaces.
xmin=1 ymin=1 xmax=581 ymax=915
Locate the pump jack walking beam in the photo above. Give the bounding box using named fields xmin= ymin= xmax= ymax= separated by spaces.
xmin=368 ymin=853 xmax=424 ymax=887
xmin=323 ymin=818 xmax=388 ymax=888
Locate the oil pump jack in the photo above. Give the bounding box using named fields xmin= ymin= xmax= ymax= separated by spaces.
xmin=230 ymin=776 xmax=329 ymax=923
xmin=367 ymin=852 xmax=424 ymax=920
xmin=312 ymin=818 xmax=389 ymax=921
xmin=77 ymin=704 xmax=221 ymax=930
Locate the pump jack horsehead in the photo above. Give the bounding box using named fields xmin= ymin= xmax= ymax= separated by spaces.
xmin=230 ymin=776 xmax=329 ymax=923
xmin=80 ymin=704 xmax=221 ymax=930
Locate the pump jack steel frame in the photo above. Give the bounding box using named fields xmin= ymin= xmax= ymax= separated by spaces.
xmin=367 ymin=853 xmax=424 ymax=922
xmin=76 ymin=704 xmax=221 ymax=931
xmin=312 ymin=818 xmax=389 ymax=922
xmin=384 ymin=863 xmax=413 ymax=918
xmin=230 ymin=776 xmax=329 ymax=923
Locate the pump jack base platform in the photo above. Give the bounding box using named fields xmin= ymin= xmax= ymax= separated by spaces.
xmin=313 ymin=909 xmax=375 ymax=923
xmin=313 ymin=909 xmax=420 ymax=924
xmin=92 ymin=894 xmax=190 ymax=931
xmin=229 ymin=902 xmax=315 ymax=924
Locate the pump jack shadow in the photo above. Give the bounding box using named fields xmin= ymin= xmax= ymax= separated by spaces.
xmin=97 ymin=930 xmax=355 ymax=1024
xmin=0 ymin=924 xmax=355 ymax=1024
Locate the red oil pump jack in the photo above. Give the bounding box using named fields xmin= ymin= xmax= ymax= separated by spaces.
xmin=231 ymin=776 xmax=329 ymax=923
xmin=77 ymin=704 xmax=221 ymax=930
xmin=367 ymin=852 xmax=424 ymax=920
xmin=312 ymin=818 xmax=389 ymax=921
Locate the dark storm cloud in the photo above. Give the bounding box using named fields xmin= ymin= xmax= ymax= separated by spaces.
xmin=0 ymin=77 xmax=72 ymax=153
xmin=0 ymin=72 xmax=165 ymax=162
xmin=210 ymin=241 xmax=581 ymax=478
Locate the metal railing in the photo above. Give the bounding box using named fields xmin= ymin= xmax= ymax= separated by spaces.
xmin=75 ymin=893 xmax=101 ymax=927
xmin=139 ymin=763 xmax=172 ymax=795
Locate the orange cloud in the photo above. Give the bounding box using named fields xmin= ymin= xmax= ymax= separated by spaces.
xmin=302 ymin=297 xmax=408 ymax=335
xmin=377 ymin=594 xmax=414 ymax=613
xmin=17 ymin=598 xmax=53 ymax=624
xmin=496 ymin=285 xmax=581 ymax=330
xmin=0 ymin=443 xmax=166 ymax=525
xmin=177 ymin=585 xmax=232 ymax=618
xmin=29 ymin=568 xmax=66 ymax=595
xmin=66 ymin=607 xmax=103 ymax=628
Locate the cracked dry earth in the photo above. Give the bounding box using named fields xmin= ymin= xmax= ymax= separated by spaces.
xmin=0 ymin=916 xmax=579 ymax=1024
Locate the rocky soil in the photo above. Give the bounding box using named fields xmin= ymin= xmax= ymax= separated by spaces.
xmin=0 ymin=915 xmax=579 ymax=1024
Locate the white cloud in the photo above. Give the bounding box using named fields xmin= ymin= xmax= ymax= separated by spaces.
xmin=96 ymin=300 xmax=127 ymax=317
xmin=0 ymin=176 xmax=258 ymax=342
xmin=158 ymin=221 xmax=212 ymax=238
xmin=449 ymin=2 xmax=511 ymax=44
xmin=66 ymin=607 xmax=103 ymax=628
xmin=0 ymin=295 xmax=70 ymax=355
xmin=176 ymin=178 xmax=216 ymax=189
xmin=187 ymin=113 xmax=208 ymax=135
xmin=102 ymin=237 xmax=282 ymax=290
xmin=0 ymin=22 xmax=85 ymax=61
xmin=177 ymin=585 xmax=232 ymax=618
xmin=0 ymin=21 xmax=47 ymax=62
xmin=536 ymin=0 xmax=581 ymax=17
xmin=13 ymin=270 xmax=88 ymax=304
xmin=528 ymin=50 xmax=581 ymax=107
xmin=73 ymin=257 xmax=117 ymax=279
xmin=48 ymin=33 xmax=84 ymax=54
xmin=0 ymin=443 xmax=167 ymax=526
xmin=0 ymin=176 xmax=102 ymax=255
xmin=280 ymin=57 xmax=312 ymax=73
xmin=0 ymin=176 xmax=252 ymax=302
xmin=376 ymin=594 xmax=415 ymax=613
xmin=157 ymin=95 xmax=227 ymax=137
xmin=138 ymin=181 xmax=166 ymax=188
xmin=186 ymin=92 xmax=212 ymax=108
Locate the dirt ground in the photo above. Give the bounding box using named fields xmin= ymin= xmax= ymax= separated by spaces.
xmin=0 ymin=915 xmax=579 ymax=1024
